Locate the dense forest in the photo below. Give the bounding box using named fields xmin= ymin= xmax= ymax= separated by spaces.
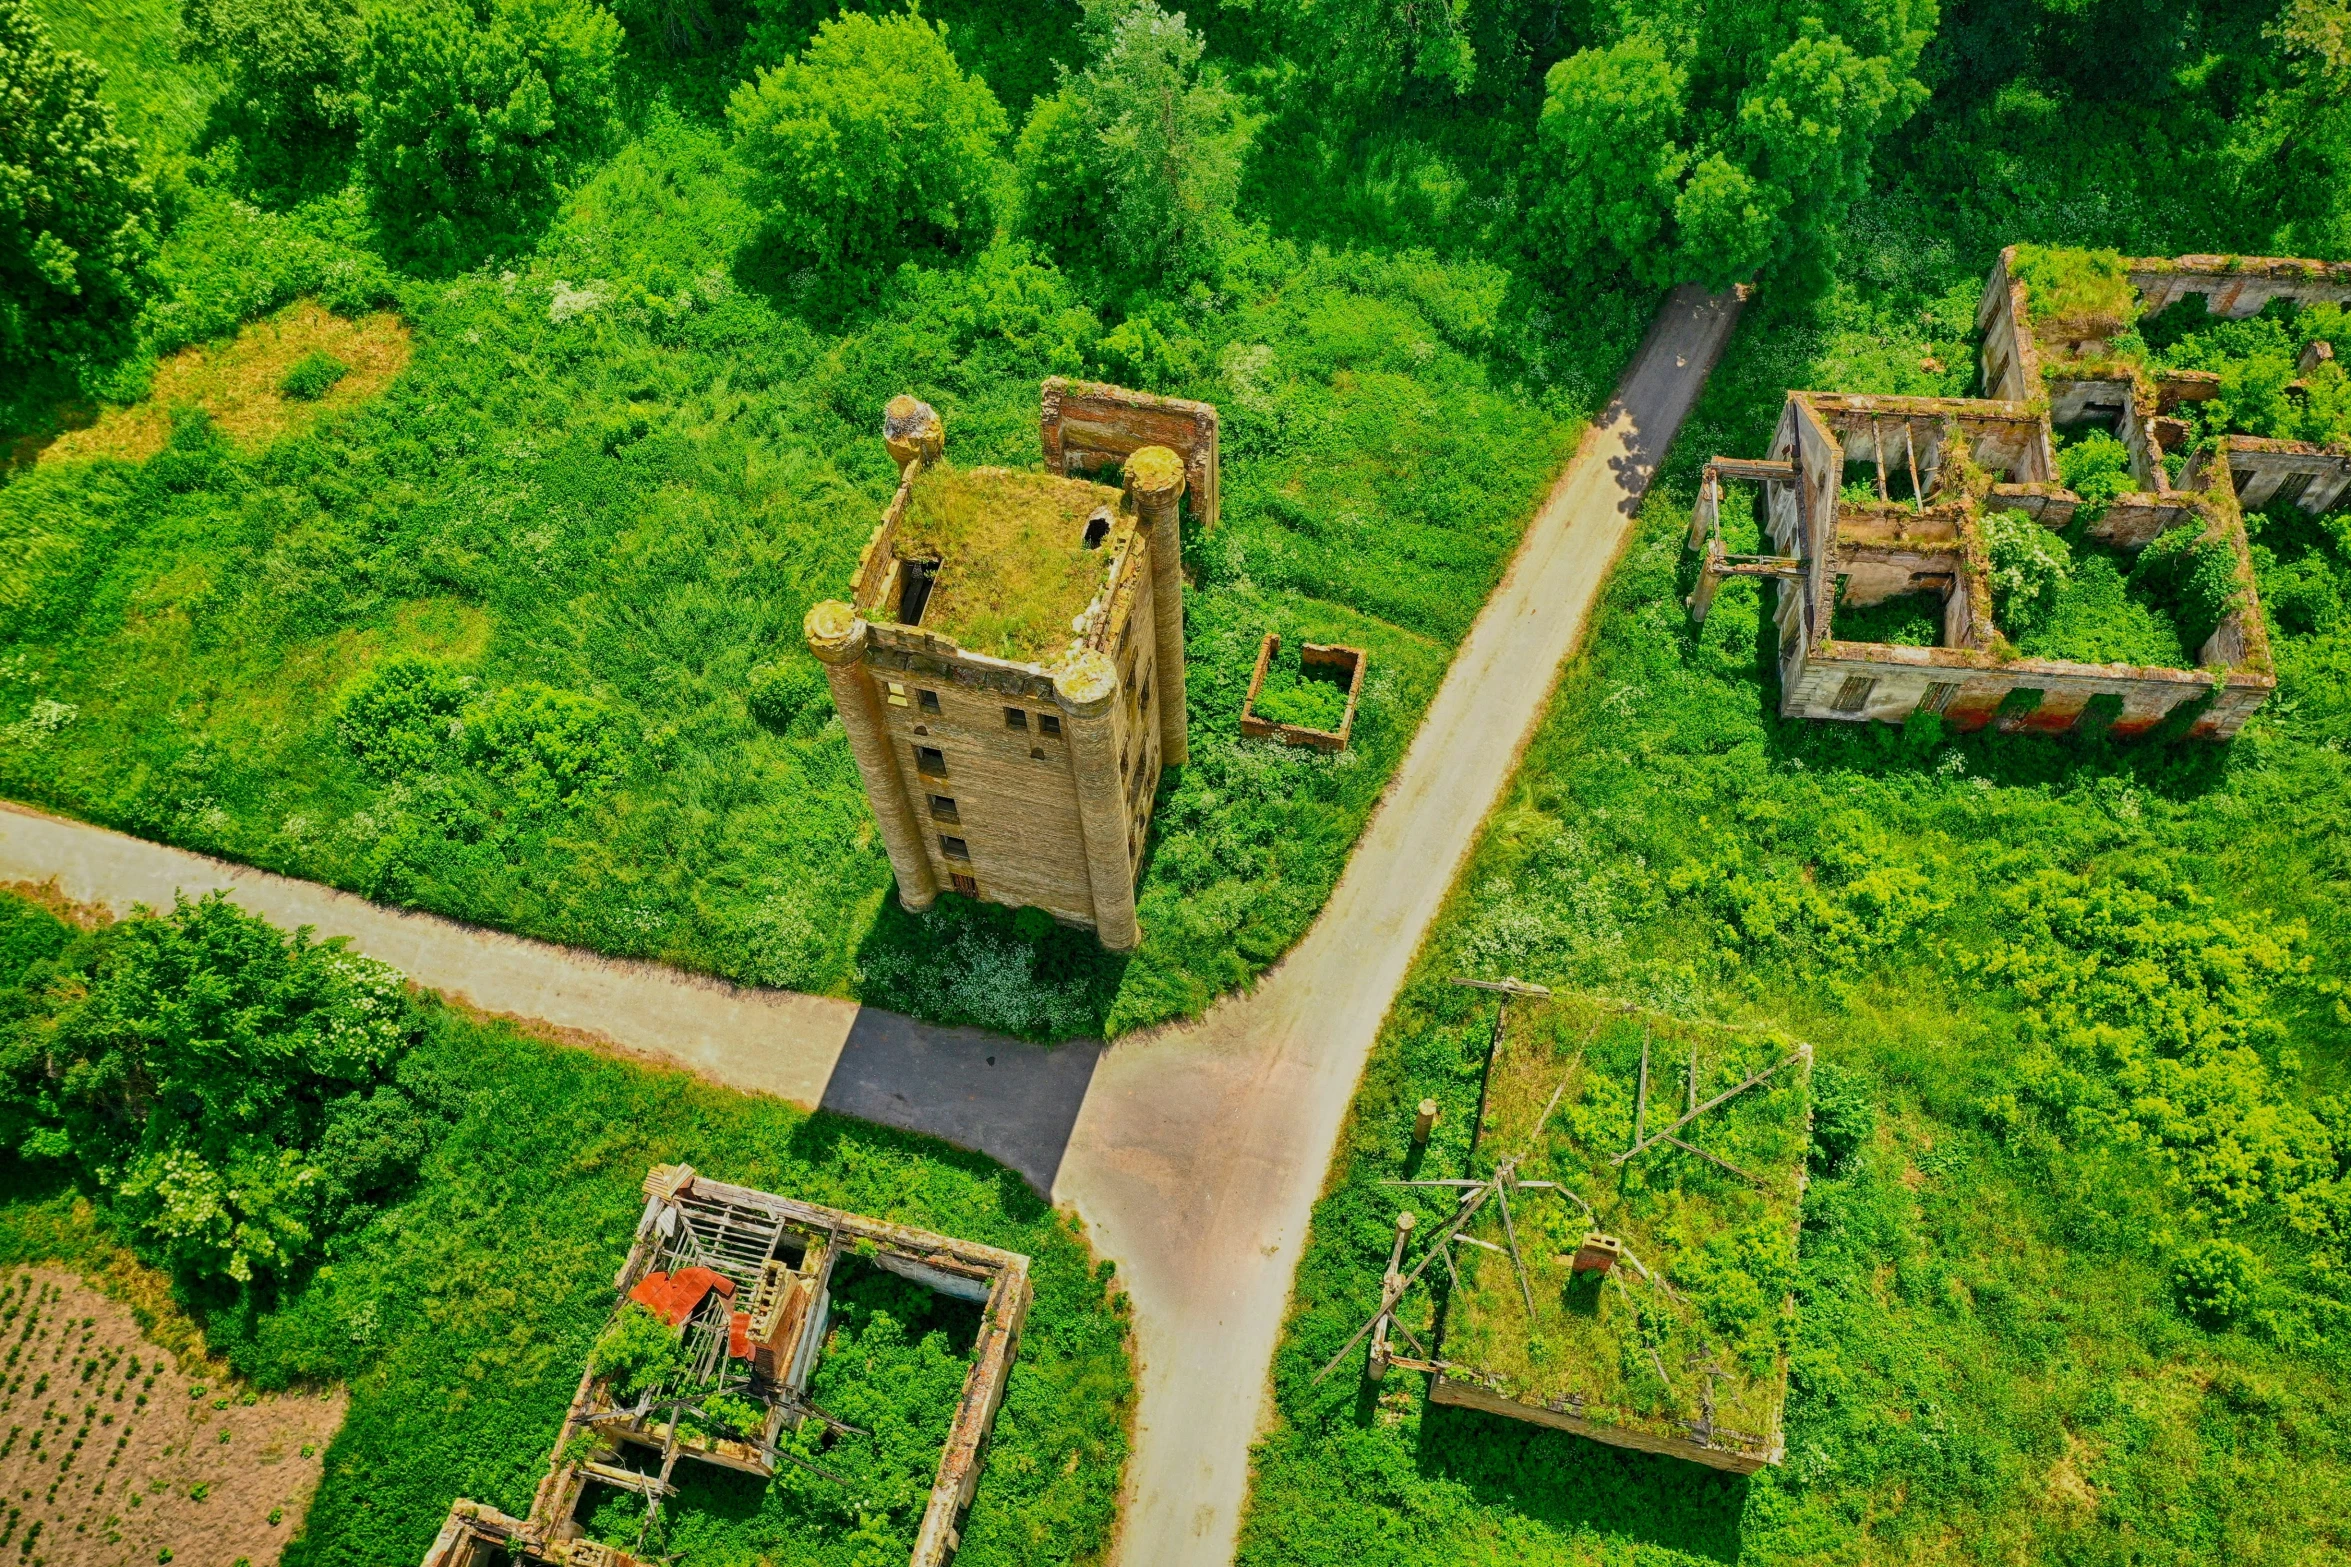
xmin=4 ymin=0 xmax=2351 ymax=1561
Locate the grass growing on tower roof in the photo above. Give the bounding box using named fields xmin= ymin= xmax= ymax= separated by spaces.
xmin=885 ymin=464 xmax=1130 ymax=662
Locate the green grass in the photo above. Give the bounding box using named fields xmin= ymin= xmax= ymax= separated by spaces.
xmin=0 ymin=11 xmax=1635 ymax=1040
xmin=1831 ymin=590 xmax=1943 ymax=647
xmin=0 ymin=889 xmax=1132 ymax=1567
xmin=30 ymin=0 xmax=221 ymax=163
xmin=1240 ymin=199 xmax=2351 ymax=1565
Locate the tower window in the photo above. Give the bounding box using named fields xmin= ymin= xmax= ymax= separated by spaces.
xmin=915 ymin=745 xmax=946 ymax=776
xmin=918 ymin=689 xmax=941 ymax=714
xmin=886 ymin=681 xmax=909 ymax=708
xmin=1040 ymin=714 xmax=1062 ymax=738
xmin=940 ymin=835 xmax=970 ymax=861
xmin=1004 ymin=707 xmax=1028 ymax=730
xmin=928 ymin=795 xmax=959 ymax=823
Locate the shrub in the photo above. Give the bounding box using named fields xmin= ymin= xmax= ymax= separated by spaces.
xmin=2011 ymin=244 xmax=2138 ymax=344
xmin=2131 ymin=523 xmax=2242 ymax=653
xmin=176 ymin=0 xmax=359 ymax=135
xmin=1808 ymin=1061 xmax=1876 ymax=1174
xmin=276 ymin=349 xmax=349 ymax=401
xmin=745 ymin=658 xmax=829 ymax=735
xmin=464 ymin=683 xmax=626 ymax=813
xmin=1980 ymin=508 xmax=2072 ymax=638
xmin=356 ymin=0 xmax=622 ymax=266
xmin=0 ymin=0 xmax=157 ymax=372
xmin=0 ymin=893 xmax=442 ymax=1286
xmin=334 ymin=657 xmax=469 ymax=780
xmin=729 ymin=10 xmax=1005 ymax=276
xmin=2172 ymin=1237 xmax=2262 ymax=1325
xmin=2055 ymin=428 xmax=2136 ymax=516
xmin=590 ymin=1302 xmax=681 ymax=1399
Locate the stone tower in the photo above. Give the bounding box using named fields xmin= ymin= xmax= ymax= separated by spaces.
xmin=804 ymin=380 xmax=1218 ymax=950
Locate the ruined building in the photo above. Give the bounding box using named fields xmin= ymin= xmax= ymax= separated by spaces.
xmin=1687 ymin=248 xmax=2351 ymax=739
xmin=420 ymin=1165 xmax=1032 ymax=1567
xmin=806 ymin=379 xmax=1217 ymax=949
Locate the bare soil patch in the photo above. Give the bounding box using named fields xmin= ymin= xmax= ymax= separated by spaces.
xmin=39 ymin=302 xmax=410 ymax=467
xmin=0 ymin=1268 xmax=343 ymax=1567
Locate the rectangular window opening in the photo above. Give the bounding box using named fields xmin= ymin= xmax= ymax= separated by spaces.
xmin=1917 ymin=682 xmax=1961 ymax=716
xmin=940 ymin=835 xmax=970 ymax=862
xmin=917 ymin=689 xmax=941 ymax=714
xmin=928 ymin=795 xmax=959 ymax=824
xmin=1040 ymin=714 xmax=1062 ymax=738
xmin=950 ymin=872 xmax=978 ymax=897
xmin=1831 ymin=675 xmax=1876 ymax=713
xmin=1004 ymin=707 xmax=1028 ymax=730
xmin=915 ymin=745 xmax=947 ymax=777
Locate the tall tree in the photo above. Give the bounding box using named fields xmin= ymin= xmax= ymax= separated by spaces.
xmin=1014 ymin=0 xmax=1256 ymax=282
xmin=0 ymin=0 xmax=156 ymax=373
xmin=356 ymin=0 xmax=622 ymax=267
xmin=729 ymin=9 xmax=1007 ymax=276
xmin=1526 ymin=1 xmax=1935 ymax=291
xmin=177 ymin=0 xmax=361 ymax=135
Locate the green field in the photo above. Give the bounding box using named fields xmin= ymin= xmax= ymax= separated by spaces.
xmin=0 ymin=889 xmax=1132 ymax=1564
xmin=0 ymin=0 xmax=1637 ymax=1040
xmin=1241 ymin=189 xmax=2351 ymax=1564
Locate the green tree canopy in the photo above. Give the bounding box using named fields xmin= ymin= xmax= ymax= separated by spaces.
xmin=356 ymin=0 xmax=622 ymax=267
xmin=0 ymin=894 xmax=454 ymax=1287
xmin=1013 ymin=0 xmax=1255 ymax=283
xmin=177 ymin=0 xmax=360 ymax=135
xmin=0 ymin=0 xmax=156 ymax=372
xmin=729 ymin=9 xmax=1007 ymax=276
xmin=1527 ymin=2 xmax=1934 ymax=290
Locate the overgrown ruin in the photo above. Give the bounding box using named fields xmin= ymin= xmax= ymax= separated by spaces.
xmin=1686 ymin=247 xmax=2351 ymax=739
xmin=805 ymin=380 xmax=1217 ymax=950
xmin=1326 ymin=984 xmax=1813 ymax=1475
xmin=418 ymin=1165 xmax=1031 ymax=1567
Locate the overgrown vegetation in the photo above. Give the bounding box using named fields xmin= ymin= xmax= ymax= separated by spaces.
xmin=0 ymin=889 xmax=1133 ymax=1564
xmin=1242 ymin=196 xmax=2351 ymax=1563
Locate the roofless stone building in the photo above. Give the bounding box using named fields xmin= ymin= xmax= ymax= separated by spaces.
xmin=806 ymin=380 xmax=1217 ymax=950
xmin=1686 ymin=247 xmax=2351 ymax=740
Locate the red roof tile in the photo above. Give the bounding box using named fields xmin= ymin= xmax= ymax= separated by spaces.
xmin=628 ymin=1266 xmax=735 ymax=1328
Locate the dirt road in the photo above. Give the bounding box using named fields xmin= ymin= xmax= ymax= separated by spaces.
xmin=0 ymin=283 xmax=1741 ymax=1565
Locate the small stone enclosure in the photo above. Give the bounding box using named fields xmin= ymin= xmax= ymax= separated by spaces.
xmin=1239 ymin=634 xmax=1367 ymax=752
xmin=1687 ymin=247 xmax=2351 ymax=740
xmin=806 ymin=379 xmax=1217 ymax=950
xmin=418 ymin=1164 xmax=1031 ymax=1567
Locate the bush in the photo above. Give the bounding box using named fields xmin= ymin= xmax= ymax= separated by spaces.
xmin=590 ymin=1301 xmax=682 ymax=1398
xmin=464 ymin=683 xmax=627 ymax=813
xmin=176 ymin=0 xmax=359 ymax=135
xmin=745 ymin=658 xmax=829 ymax=735
xmin=277 ymin=348 xmax=350 ymax=401
xmin=0 ymin=893 xmax=442 ymax=1286
xmin=1980 ymin=508 xmax=2073 ymax=638
xmin=2055 ymin=428 xmax=2136 ymax=516
xmin=335 ymin=657 xmax=470 ymax=779
xmin=2011 ymin=244 xmax=2138 ymax=343
xmin=2131 ymin=523 xmax=2242 ymax=653
xmin=2172 ymin=1237 xmax=2262 ymax=1325
xmin=0 ymin=0 xmax=157 ymax=372
xmin=1809 ymin=1060 xmax=1876 ymax=1174
xmin=356 ymin=0 xmax=622 ymax=266
xmin=729 ymin=10 xmax=1005 ymax=277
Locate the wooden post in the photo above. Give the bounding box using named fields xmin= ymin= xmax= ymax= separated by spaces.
xmin=1412 ymin=1099 xmax=1439 ymax=1144
xmin=1686 ymin=539 xmax=1726 ymax=624
xmin=1368 ymin=1211 xmax=1416 ymax=1383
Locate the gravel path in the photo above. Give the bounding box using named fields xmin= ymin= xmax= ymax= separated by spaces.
xmin=0 ymin=283 xmax=1742 ymax=1566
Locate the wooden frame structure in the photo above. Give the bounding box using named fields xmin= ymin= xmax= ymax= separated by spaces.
xmin=419 ymin=1165 xmax=1032 ymax=1567
xmin=1324 ymin=985 xmax=1813 ymax=1475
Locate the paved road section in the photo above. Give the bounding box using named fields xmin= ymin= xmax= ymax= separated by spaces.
xmin=1063 ymin=284 xmax=1743 ymax=1565
xmin=0 ymin=283 xmax=1741 ymax=1565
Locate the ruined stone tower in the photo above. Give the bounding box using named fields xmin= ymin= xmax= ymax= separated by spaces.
xmin=805 ymin=380 xmax=1218 ymax=950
